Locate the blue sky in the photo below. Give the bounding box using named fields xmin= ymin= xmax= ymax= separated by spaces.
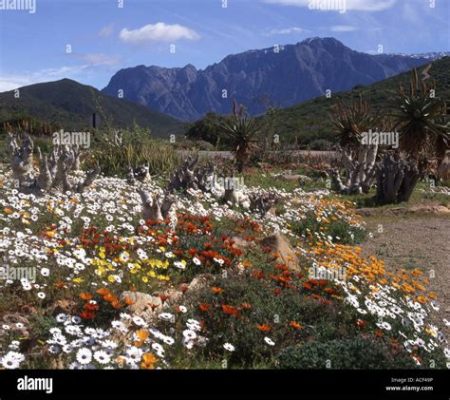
xmin=0 ymin=0 xmax=448 ymax=92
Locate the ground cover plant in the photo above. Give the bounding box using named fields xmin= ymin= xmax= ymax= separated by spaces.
xmin=0 ymin=136 xmax=448 ymax=370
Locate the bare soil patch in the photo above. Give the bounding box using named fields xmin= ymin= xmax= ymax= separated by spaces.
xmin=361 ymin=211 xmax=450 ymax=336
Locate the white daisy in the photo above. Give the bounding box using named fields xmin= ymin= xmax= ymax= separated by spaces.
xmin=76 ymin=348 xmax=92 ymax=365
xmin=444 ymin=348 xmax=450 ymax=359
xmin=132 ymin=316 xmax=147 ymax=327
xmin=183 ymin=329 xmax=197 ymax=341
xmin=94 ymin=350 xmax=111 ymax=365
xmin=0 ymin=351 xmax=25 ymax=369
xmin=223 ymin=343 xmax=235 ymax=352
xmin=152 ymin=343 xmax=165 ymax=357
xmin=162 ymin=336 xmax=175 ymax=346
xmin=158 ymin=313 xmax=175 ymax=322
xmin=48 ymin=345 xmax=61 ymax=354
xmin=178 ymin=305 xmax=188 ymax=313
xmin=126 ymin=346 xmax=143 ymax=362
xmin=56 ymin=313 xmax=68 ymax=323
xmin=192 ymin=257 xmax=201 ymax=266
xmin=264 ymin=337 xmax=275 ymax=346
xmin=101 ymin=340 xmax=118 ymax=349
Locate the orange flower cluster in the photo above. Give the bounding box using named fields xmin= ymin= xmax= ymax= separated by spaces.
xmin=177 ymin=214 xmax=212 ymax=235
xmin=256 ymin=324 xmax=271 ymax=332
xmin=289 ymin=321 xmax=303 ymax=330
xmin=79 ymin=288 xmax=125 ymax=320
xmin=222 ymin=304 xmax=239 ymax=317
xmin=311 ymin=242 xmax=434 ymax=302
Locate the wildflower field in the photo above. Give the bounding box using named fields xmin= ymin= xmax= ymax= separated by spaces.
xmin=0 ymin=160 xmax=448 ymax=371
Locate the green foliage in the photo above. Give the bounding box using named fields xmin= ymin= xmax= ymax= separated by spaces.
xmin=0 ymin=79 xmax=183 ymax=136
xmin=85 ymin=130 xmax=180 ymax=177
xmin=186 ymin=112 xmax=233 ymax=148
xmin=276 ymin=337 xmax=416 ymax=369
xmin=330 ymin=96 xmax=379 ymax=148
xmin=391 ymin=69 xmax=449 ymax=159
xmin=183 ymin=268 xmax=357 ymax=368
xmin=217 ymin=101 xmax=263 ymax=172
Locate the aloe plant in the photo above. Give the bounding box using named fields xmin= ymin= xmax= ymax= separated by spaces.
xmin=218 ymin=100 xmax=261 ymax=172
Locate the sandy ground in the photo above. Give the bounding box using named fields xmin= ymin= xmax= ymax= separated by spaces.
xmin=361 ymin=212 xmax=450 ymax=337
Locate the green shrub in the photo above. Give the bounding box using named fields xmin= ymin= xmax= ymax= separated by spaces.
xmin=180 ymin=261 xmax=359 ymax=368
xmin=276 ymin=336 xmax=416 ymax=369
xmin=85 ymin=130 xmax=180 ymax=177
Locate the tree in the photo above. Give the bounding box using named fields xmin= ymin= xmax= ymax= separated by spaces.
xmin=185 ymin=113 xmax=231 ymax=148
xmin=217 ymin=100 xmax=262 ymax=173
xmin=375 ymin=68 xmax=449 ymax=204
xmin=329 ymin=97 xmax=380 ymax=194
xmin=392 ymin=69 xmax=448 ymax=161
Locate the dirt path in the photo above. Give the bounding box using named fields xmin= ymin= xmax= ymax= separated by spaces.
xmin=360 ymin=212 xmax=450 ymax=337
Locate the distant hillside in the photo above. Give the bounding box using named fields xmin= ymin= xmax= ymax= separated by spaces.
xmin=103 ymin=37 xmax=431 ymax=121
xmin=0 ymin=79 xmax=183 ymax=136
xmin=259 ymin=56 xmax=450 ymax=147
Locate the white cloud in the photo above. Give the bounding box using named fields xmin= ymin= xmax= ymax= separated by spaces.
xmin=98 ymin=24 xmax=114 ymax=38
xmin=0 ymin=76 xmax=32 ymax=92
xmin=0 ymin=65 xmax=90 ymax=92
xmin=266 ymin=26 xmax=308 ymax=35
xmin=119 ymin=22 xmax=200 ymax=44
xmin=330 ymin=25 xmax=358 ymax=32
xmin=264 ymin=0 xmax=397 ymax=12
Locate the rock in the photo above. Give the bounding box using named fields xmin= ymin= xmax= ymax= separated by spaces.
xmin=159 ymin=288 xmax=184 ymax=304
xmin=121 ymin=291 xmax=163 ymax=320
xmin=260 ymin=232 xmax=300 ymax=272
xmin=408 ymin=205 xmax=450 ymax=214
xmin=281 ymin=174 xmax=312 ymax=186
xmin=188 ymin=273 xmax=215 ymax=292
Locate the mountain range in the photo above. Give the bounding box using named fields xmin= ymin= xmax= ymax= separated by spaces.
xmin=1 ymin=37 xmax=446 ymax=136
xmin=102 ymin=37 xmax=435 ymax=121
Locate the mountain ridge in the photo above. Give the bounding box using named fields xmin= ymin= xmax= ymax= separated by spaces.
xmin=0 ymin=78 xmax=183 ymax=136
xmin=102 ymin=37 xmax=433 ymax=121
